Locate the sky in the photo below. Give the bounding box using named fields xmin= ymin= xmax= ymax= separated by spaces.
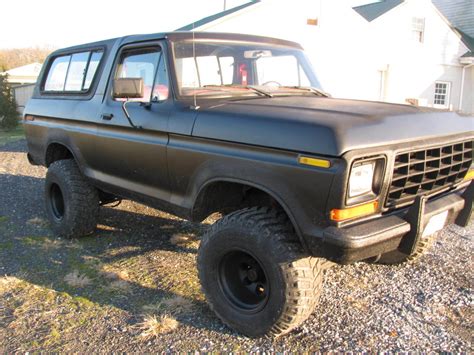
xmin=0 ymin=0 xmax=248 ymax=49
xmin=1 ymin=0 xmax=375 ymax=49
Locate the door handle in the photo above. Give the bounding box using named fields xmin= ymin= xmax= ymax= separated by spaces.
xmin=101 ymin=113 xmax=114 ymax=121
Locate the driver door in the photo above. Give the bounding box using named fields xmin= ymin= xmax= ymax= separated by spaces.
xmin=94 ymin=42 xmax=172 ymax=201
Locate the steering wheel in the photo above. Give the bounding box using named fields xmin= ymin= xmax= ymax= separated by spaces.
xmin=262 ymin=80 xmax=282 ymax=86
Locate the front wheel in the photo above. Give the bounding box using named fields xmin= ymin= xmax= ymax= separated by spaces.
xmin=45 ymin=159 xmax=99 ymax=238
xmin=197 ymin=207 xmax=325 ymax=337
xmin=375 ymin=231 xmax=439 ymax=264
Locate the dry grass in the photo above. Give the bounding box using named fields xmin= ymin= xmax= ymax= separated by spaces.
xmin=137 ymin=314 xmax=179 ymax=338
xmin=161 ymin=296 xmax=194 ymax=313
xmin=64 ymin=270 xmax=92 ymax=288
xmin=0 ymin=275 xmax=21 ymax=293
xmin=160 ymin=224 xmax=175 ymax=230
xmin=99 ymin=268 xmax=129 ymax=281
xmin=107 ymin=280 xmax=131 ymax=292
xmin=26 ymin=217 xmax=49 ymax=228
xmin=169 ymin=233 xmax=197 ymax=246
xmin=142 ymin=296 xmax=194 ymax=316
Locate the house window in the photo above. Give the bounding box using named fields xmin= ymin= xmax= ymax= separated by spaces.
xmin=434 ymin=81 xmax=450 ymax=107
xmin=411 ymin=17 xmax=425 ymax=43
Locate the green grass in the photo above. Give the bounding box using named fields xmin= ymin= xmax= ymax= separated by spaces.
xmin=0 ymin=125 xmax=24 ymax=146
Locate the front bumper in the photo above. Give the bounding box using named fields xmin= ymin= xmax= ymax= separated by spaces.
xmin=321 ymin=181 xmax=473 ymax=264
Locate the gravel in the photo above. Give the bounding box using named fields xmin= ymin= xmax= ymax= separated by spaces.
xmin=0 ymin=139 xmax=472 ymax=352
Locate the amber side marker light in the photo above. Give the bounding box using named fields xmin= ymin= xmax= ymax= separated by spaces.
xmin=330 ymin=201 xmax=379 ymax=222
xmin=464 ymin=169 xmax=474 ymax=181
xmin=298 ymin=156 xmax=331 ymax=168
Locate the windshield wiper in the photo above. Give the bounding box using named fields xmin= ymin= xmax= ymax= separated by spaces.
xmin=203 ymin=84 xmax=274 ymax=98
xmin=281 ymin=86 xmax=330 ymax=97
xmin=245 ymin=85 xmax=273 ymax=98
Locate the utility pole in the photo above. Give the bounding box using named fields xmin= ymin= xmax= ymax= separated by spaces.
xmin=224 ymin=0 xmax=227 ymax=10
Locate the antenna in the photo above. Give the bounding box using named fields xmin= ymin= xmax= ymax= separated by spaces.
xmin=191 ymin=22 xmax=200 ymax=110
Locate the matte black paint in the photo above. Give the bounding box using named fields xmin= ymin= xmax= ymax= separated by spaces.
xmin=24 ymin=32 xmax=474 ymax=263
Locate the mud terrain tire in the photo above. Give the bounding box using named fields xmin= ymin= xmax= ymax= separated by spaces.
xmin=45 ymin=159 xmax=99 ymax=238
xmin=198 ymin=207 xmax=324 ymax=337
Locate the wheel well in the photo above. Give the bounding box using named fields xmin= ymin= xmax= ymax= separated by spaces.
xmin=45 ymin=143 xmax=74 ymax=167
xmin=192 ymin=181 xmax=295 ymax=228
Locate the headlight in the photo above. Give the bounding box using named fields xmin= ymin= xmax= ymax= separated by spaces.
xmin=349 ymin=162 xmax=375 ymax=197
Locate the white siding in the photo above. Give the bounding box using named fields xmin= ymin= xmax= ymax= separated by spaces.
xmin=13 ymin=84 xmax=35 ymax=114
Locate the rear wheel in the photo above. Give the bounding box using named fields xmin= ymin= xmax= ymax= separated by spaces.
xmin=45 ymin=159 xmax=99 ymax=238
xmin=198 ymin=207 xmax=325 ymax=337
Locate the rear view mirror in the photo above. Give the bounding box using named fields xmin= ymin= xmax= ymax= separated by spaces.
xmin=244 ymin=50 xmax=272 ymax=59
xmin=113 ymin=78 xmax=144 ymax=99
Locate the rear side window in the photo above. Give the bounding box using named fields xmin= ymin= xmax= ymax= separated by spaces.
xmin=43 ymin=50 xmax=104 ymax=93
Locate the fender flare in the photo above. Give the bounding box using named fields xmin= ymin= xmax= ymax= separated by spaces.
xmin=191 ymin=176 xmax=310 ymax=252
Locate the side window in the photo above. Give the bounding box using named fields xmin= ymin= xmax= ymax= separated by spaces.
xmin=196 ymin=56 xmax=221 ymax=86
xmin=83 ymin=51 xmax=103 ymax=90
xmin=43 ymin=50 xmax=103 ymax=93
xmin=175 ymin=55 xmax=235 ymax=89
xmin=44 ymin=55 xmax=71 ymax=91
xmin=219 ymin=56 xmax=235 ymax=85
xmin=64 ymin=52 xmax=89 ymax=91
xmin=115 ymin=47 xmax=161 ymax=101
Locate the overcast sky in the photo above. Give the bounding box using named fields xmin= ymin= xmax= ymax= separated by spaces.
xmin=1 ymin=0 xmax=375 ymax=49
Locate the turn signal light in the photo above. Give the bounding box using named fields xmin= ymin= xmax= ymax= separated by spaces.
xmin=330 ymin=201 xmax=378 ymax=222
xmin=298 ymin=156 xmax=331 ymax=168
xmin=464 ymin=169 xmax=474 ymax=181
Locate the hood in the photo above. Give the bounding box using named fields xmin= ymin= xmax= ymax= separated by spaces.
xmin=191 ymin=96 xmax=474 ymax=156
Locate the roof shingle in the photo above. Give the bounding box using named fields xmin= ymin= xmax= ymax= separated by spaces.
xmin=353 ymin=0 xmax=405 ymax=22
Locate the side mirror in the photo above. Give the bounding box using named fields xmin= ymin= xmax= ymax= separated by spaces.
xmin=113 ymin=78 xmax=144 ymax=99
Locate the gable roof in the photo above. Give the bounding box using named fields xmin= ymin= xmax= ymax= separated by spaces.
xmin=2 ymin=63 xmax=42 ymax=77
xmin=177 ymin=0 xmax=261 ymax=31
xmin=456 ymin=28 xmax=474 ymax=58
xmin=353 ymin=0 xmax=405 ymax=22
xmin=432 ymin=0 xmax=474 ymax=37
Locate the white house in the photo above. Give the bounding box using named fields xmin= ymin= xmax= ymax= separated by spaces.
xmin=1 ymin=63 xmax=43 ymax=113
xmin=179 ymin=0 xmax=474 ymax=114
xmin=1 ymin=63 xmax=42 ymax=86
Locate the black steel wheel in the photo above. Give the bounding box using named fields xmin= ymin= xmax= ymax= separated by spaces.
xmin=198 ymin=207 xmax=325 ymax=337
xmin=49 ymin=183 xmax=65 ymax=220
xmin=219 ymin=250 xmax=269 ymax=312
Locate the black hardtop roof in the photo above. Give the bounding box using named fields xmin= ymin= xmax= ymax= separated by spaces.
xmin=50 ymin=31 xmax=303 ymax=56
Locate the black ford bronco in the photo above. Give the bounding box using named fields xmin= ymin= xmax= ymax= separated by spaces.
xmin=24 ymin=32 xmax=473 ymax=337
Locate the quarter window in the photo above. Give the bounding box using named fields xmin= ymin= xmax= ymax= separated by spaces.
xmin=434 ymin=81 xmax=450 ymax=107
xmin=43 ymin=50 xmax=103 ymax=92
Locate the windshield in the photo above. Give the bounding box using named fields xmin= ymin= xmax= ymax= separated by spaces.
xmin=171 ymin=40 xmax=323 ymax=98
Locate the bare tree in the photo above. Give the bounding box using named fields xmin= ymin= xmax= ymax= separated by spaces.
xmin=0 ymin=47 xmax=55 ymax=71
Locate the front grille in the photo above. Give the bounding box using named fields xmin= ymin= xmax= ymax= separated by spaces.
xmin=385 ymin=140 xmax=473 ymax=209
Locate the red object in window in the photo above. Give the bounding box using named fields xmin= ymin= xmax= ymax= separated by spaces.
xmin=239 ymin=64 xmax=248 ymax=85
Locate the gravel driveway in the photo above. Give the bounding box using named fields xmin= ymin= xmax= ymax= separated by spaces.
xmin=0 ymin=139 xmax=472 ymax=352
